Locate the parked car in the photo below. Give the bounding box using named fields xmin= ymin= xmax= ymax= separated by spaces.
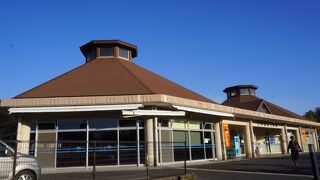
xmin=0 ymin=140 xmax=41 ymax=180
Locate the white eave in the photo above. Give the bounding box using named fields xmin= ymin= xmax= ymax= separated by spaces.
xmin=172 ymin=105 xmax=234 ymax=118
xmin=122 ymin=110 xmax=186 ymax=117
xmin=8 ymin=104 xmax=143 ymax=114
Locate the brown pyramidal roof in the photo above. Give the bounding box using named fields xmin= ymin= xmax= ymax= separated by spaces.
xmin=15 ymin=58 xmax=216 ymax=104
xmin=222 ymin=95 xmax=306 ymax=120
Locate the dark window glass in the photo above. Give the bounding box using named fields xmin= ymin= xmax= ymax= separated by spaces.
xmin=204 ymin=132 xmax=213 ymax=159
xmin=38 ymin=122 xmax=55 ymax=130
xmin=138 ymin=120 xmax=144 ymax=128
xmin=30 ymin=122 xmax=36 ymax=131
xmin=139 ymin=129 xmax=145 ymax=164
xmin=58 ymin=120 xmax=87 ymax=130
xmin=0 ymin=143 xmax=13 ymax=157
xmin=57 ymin=132 xmax=87 ymax=167
xmin=204 ymin=123 xmax=212 ymax=130
xmin=89 ymin=131 xmax=117 ymax=166
xmin=119 ymin=130 xmax=137 ymax=165
xmin=87 ymin=50 xmax=96 ymax=61
xmin=100 ymin=47 xmax=114 ymax=57
xmin=119 ymin=120 xmax=136 ymax=127
xmin=240 ymin=88 xmax=250 ymax=95
xmin=29 ymin=133 xmax=36 ymax=156
xmin=119 ymin=47 xmax=129 ymax=59
xmin=160 ymin=119 xmax=170 ymax=127
xmin=89 ymin=119 xmax=118 ymax=129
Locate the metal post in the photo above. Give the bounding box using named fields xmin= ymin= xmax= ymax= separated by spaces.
xmin=309 ymin=144 xmax=319 ymax=180
xmin=184 ymin=140 xmax=187 ymax=175
xmin=93 ymin=141 xmax=96 ymax=180
xmin=12 ymin=141 xmax=18 ymax=180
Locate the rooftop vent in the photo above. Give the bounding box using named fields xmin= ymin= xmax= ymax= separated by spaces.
xmin=80 ymin=40 xmax=138 ymax=63
xmin=223 ymin=85 xmax=258 ymax=99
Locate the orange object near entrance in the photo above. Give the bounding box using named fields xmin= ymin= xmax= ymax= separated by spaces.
xmin=224 ymin=123 xmax=231 ymax=149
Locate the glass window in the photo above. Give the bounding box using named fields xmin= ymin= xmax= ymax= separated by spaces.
xmin=100 ymin=47 xmax=114 ymax=57
xmin=119 ymin=130 xmax=137 ymax=165
xmin=58 ymin=120 xmax=87 ymax=130
xmin=230 ymin=90 xmax=237 ymax=97
xmin=89 ymin=119 xmax=118 ymax=129
xmin=119 ymin=47 xmax=129 ymax=59
xmin=249 ymin=88 xmax=256 ymax=95
xmin=29 ymin=133 xmax=36 ymax=156
xmin=138 ymin=120 xmax=144 ymax=128
xmin=87 ymin=50 xmax=96 ymax=61
xmin=190 ymin=131 xmax=205 ymax=160
xmin=57 ymin=132 xmax=87 ymax=167
xmin=119 ymin=120 xmax=136 ymax=127
xmin=173 ymin=131 xmax=190 ymax=161
xmin=0 ymin=143 xmax=13 ymax=157
xmin=240 ymin=88 xmax=250 ymax=95
xmin=38 ymin=122 xmax=55 ymax=130
xmin=30 ymin=122 xmax=36 ymax=131
xmin=89 ymin=130 xmax=117 ymax=166
xmin=160 ymin=119 xmax=170 ymax=127
xmin=172 ymin=120 xmax=187 ymax=129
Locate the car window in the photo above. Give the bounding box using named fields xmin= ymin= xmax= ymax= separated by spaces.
xmin=0 ymin=143 xmax=13 ymax=157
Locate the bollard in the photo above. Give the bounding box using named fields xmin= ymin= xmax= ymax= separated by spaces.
xmin=309 ymin=144 xmax=319 ymax=180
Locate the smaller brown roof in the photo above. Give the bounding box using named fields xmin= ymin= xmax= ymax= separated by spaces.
xmin=222 ymin=95 xmax=306 ymax=120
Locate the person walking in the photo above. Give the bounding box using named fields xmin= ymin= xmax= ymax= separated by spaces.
xmin=287 ymin=135 xmax=302 ymax=167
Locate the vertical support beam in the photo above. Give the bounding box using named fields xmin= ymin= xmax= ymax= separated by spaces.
xmin=315 ymin=129 xmax=319 ymax=151
xmin=284 ymin=125 xmax=289 ymax=154
xmin=298 ymin=127 xmax=304 ymax=152
xmin=281 ymin=126 xmax=287 ymax=154
xmin=313 ymin=129 xmax=318 ymax=151
xmin=220 ymin=121 xmax=227 ymax=160
xmin=145 ymin=118 xmax=154 ymax=167
xmin=16 ymin=117 xmax=30 ymax=154
xmin=214 ymin=122 xmax=222 ymax=160
xmin=249 ymin=121 xmax=256 ymax=157
xmin=245 ymin=122 xmax=252 ymax=158
xmin=153 ymin=116 xmax=159 ymax=166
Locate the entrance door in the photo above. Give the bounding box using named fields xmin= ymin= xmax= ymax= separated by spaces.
xmin=204 ymin=131 xmax=213 ymax=159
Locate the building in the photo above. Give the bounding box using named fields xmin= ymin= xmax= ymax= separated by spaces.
xmin=0 ymin=40 xmax=319 ymax=169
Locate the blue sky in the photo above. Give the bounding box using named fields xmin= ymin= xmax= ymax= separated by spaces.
xmin=0 ymin=0 xmax=319 ymax=115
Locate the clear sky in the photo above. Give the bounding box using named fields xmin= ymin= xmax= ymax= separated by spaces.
xmin=0 ymin=0 xmax=319 ymax=115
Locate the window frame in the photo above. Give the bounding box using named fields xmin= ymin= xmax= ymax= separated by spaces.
xmin=118 ymin=47 xmax=130 ymax=60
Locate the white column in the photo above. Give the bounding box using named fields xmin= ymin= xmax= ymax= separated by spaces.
xmin=284 ymin=125 xmax=289 ymax=154
xmin=313 ymin=129 xmax=318 ymax=151
xmin=245 ymin=122 xmax=252 ymax=158
xmin=145 ymin=118 xmax=154 ymax=166
xmin=249 ymin=121 xmax=256 ymax=157
xmin=315 ymin=129 xmax=319 ymax=151
xmin=281 ymin=126 xmax=287 ymax=154
xmin=16 ymin=118 xmax=31 ymax=154
xmin=220 ymin=121 xmax=227 ymax=160
xmin=214 ymin=122 xmax=222 ymax=160
xmin=297 ymin=127 xmax=303 ymax=152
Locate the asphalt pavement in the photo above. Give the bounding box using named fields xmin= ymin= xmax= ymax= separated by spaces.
xmin=41 ymin=153 xmax=319 ymax=180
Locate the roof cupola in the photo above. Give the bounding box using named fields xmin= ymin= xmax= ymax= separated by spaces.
xmin=80 ymin=40 xmax=138 ymax=63
xmin=223 ymin=85 xmax=258 ymax=99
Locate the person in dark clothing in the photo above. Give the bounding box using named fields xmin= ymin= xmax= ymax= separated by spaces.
xmin=287 ymin=135 xmax=302 ymax=167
